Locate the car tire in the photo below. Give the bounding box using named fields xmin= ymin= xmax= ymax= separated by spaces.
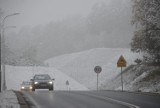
xmin=32 ymin=87 xmax=35 ymax=91
xmin=49 ymin=86 xmax=53 ymax=91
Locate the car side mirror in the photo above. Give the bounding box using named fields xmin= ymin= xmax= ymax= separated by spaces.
xmin=30 ymin=79 xmax=33 ymax=81
xmin=52 ymin=78 xmax=55 ymax=80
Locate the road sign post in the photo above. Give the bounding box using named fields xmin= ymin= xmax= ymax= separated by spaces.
xmin=0 ymin=33 xmax=1 ymax=92
xmin=117 ymin=55 xmax=127 ymax=92
xmin=121 ymin=67 xmax=123 ymax=91
xmin=94 ymin=66 xmax=102 ymax=91
xmin=66 ymin=80 xmax=69 ymax=91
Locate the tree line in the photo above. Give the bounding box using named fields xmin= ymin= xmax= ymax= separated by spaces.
xmin=131 ymin=0 xmax=160 ymax=64
xmin=1 ymin=0 xmax=159 ymax=66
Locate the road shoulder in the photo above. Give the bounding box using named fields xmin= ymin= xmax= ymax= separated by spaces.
xmin=14 ymin=91 xmax=29 ymax=108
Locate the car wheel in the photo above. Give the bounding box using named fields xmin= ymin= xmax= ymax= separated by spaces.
xmin=32 ymin=87 xmax=35 ymax=91
xmin=49 ymin=86 xmax=53 ymax=91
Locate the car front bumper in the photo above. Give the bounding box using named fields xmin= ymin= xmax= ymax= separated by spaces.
xmin=33 ymin=83 xmax=53 ymax=89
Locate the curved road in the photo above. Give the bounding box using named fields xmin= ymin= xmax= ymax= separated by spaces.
xmin=22 ymin=91 xmax=160 ymax=108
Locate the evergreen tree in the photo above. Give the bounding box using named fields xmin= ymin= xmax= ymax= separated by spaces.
xmin=131 ymin=0 xmax=160 ymax=63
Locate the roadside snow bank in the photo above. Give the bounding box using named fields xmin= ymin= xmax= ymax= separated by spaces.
xmin=104 ymin=65 xmax=160 ymax=93
xmin=0 ymin=90 xmax=20 ymax=108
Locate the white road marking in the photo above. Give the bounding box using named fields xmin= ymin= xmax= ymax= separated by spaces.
xmin=75 ymin=92 xmax=140 ymax=108
xmin=94 ymin=95 xmax=140 ymax=108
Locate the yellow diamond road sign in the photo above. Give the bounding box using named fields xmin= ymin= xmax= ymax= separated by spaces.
xmin=117 ymin=55 xmax=127 ymax=67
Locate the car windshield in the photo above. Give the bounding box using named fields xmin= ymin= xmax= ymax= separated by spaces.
xmin=34 ymin=75 xmax=50 ymax=80
xmin=22 ymin=81 xmax=31 ymax=85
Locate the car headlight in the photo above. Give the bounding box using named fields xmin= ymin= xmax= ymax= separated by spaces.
xmin=30 ymin=86 xmax=32 ymax=89
xmin=49 ymin=81 xmax=53 ymax=84
xmin=21 ymin=86 xmax=25 ymax=89
xmin=34 ymin=82 xmax=38 ymax=84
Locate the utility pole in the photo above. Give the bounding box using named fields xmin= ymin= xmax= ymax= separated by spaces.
xmin=2 ymin=27 xmax=6 ymax=90
xmin=1 ymin=13 xmax=20 ymax=90
xmin=0 ymin=33 xmax=1 ymax=92
xmin=2 ymin=26 xmax=16 ymax=90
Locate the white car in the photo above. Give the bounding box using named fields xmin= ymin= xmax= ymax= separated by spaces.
xmin=21 ymin=81 xmax=32 ymax=91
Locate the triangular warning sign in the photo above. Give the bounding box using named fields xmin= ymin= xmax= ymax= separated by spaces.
xmin=117 ymin=55 xmax=127 ymax=67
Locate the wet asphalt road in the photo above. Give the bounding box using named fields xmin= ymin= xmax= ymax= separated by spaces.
xmin=23 ymin=90 xmax=160 ymax=108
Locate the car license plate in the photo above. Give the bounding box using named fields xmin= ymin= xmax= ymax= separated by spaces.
xmin=41 ymin=84 xmax=47 ymax=87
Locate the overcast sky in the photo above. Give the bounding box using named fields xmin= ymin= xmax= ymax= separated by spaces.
xmin=0 ymin=0 xmax=106 ymax=33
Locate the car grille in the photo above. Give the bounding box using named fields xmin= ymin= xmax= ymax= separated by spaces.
xmin=39 ymin=82 xmax=48 ymax=85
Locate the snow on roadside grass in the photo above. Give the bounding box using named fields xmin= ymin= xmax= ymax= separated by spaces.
xmin=0 ymin=90 xmax=20 ymax=108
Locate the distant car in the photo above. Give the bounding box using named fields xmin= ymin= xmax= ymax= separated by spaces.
xmin=31 ymin=74 xmax=54 ymax=91
xmin=21 ymin=81 xmax=32 ymax=91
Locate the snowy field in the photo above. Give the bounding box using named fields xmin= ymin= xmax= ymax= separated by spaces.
xmin=3 ymin=48 xmax=141 ymax=91
xmin=5 ymin=66 xmax=88 ymax=91
xmin=46 ymin=48 xmax=141 ymax=89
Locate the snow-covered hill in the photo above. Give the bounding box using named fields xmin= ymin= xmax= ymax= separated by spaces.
xmin=101 ymin=64 xmax=160 ymax=93
xmin=46 ymin=48 xmax=141 ymax=89
xmin=5 ymin=65 xmax=88 ymax=91
xmin=103 ymin=65 xmax=160 ymax=93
